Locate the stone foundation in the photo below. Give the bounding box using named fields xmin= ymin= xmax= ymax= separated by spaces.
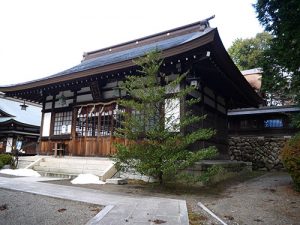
xmin=229 ymin=136 xmax=290 ymax=170
xmin=115 ymin=160 xmax=252 ymax=183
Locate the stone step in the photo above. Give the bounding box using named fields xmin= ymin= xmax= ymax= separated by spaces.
xmin=33 ymin=165 xmax=106 ymax=176
xmin=17 ymin=161 xmax=31 ymax=169
xmin=17 ymin=156 xmax=41 ymax=169
xmin=44 ymin=157 xmax=112 ymax=163
xmin=31 ymin=156 xmax=117 ymax=181
xmin=36 ymin=171 xmax=78 ymax=179
xmin=38 ymin=161 xmax=112 ymax=170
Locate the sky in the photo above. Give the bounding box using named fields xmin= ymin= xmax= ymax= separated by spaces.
xmin=0 ymin=0 xmax=263 ymax=86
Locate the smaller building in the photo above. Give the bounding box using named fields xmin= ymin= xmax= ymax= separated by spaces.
xmin=0 ymin=94 xmax=41 ymax=155
xmin=228 ymin=105 xmax=300 ymax=170
xmin=228 ymin=105 xmax=300 ymax=137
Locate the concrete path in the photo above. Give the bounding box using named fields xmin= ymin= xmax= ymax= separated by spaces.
xmin=0 ymin=176 xmax=188 ymax=225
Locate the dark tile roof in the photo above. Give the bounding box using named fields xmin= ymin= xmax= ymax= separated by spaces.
xmin=228 ymin=105 xmax=300 ymax=116
xmin=59 ymin=30 xmax=207 ymax=76
xmin=1 ymin=28 xmax=213 ymax=88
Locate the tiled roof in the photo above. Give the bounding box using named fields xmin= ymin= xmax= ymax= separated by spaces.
xmin=1 ymin=27 xmax=213 ymax=88
xmin=228 ymin=105 xmax=300 ymax=116
xmin=57 ymin=30 xmax=209 ymax=77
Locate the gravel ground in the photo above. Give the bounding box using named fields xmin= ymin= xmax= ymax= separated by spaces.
xmin=190 ymin=172 xmax=300 ymax=225
xmin=44 ymin=171 xmax=300 ymax=225
xmin=2 ymin=172 xmax=299 ymax=225
xmin=0 ymin=189 xmax=103 ymax=225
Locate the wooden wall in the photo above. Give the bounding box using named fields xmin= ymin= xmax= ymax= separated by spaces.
xmin=39 ymin=137 xmax=125 ymax=156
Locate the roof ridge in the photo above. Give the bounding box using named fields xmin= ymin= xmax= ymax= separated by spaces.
xmin=83 ymin=16 xmax=215 ymax=61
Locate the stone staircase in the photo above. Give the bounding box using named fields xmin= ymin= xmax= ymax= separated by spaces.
xmin=19 ymin=156 xmax=117 ymax=181
xmin=18 ymin=156 xmax=43 ymax=169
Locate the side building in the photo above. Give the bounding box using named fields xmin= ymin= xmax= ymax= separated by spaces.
xmin=228 ymin=67 xmax=300 ymax=170
xmin=0 ymin=18 xmax=262 ymax=158
xmin=228 ymin=103 xmax=300 ymax=170
xmin=0 ymin=94 xmax=41 ymax=155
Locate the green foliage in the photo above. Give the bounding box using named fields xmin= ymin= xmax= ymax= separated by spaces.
xmin=227 ymin=32 xmax=293 ymax=105
xmin=260 ymin=50 xmax=293 ymax=106
xmin=254 ymin=0 xmax=300 ymax=114
xmin=0 ymin=160 xmax=3 ymax=169
xmin=0 ymin=154 xmax=13 ymax=165
xmin=254 ymin=0 xmax=300 ymax=74
xmin=292 ymin=113 xmax=300 ymax=129
xmin=176 ymin=165 xmax=224 ymax=185
xmin=281 ymin=133 xmax=300 ymax=191
xmin=199 ymin=165 xmax=225 ymax=184
xmin=114 ymin=51 xmax=217 ymax=184
xmin=228 ymin=32 xmax=272 ymax=71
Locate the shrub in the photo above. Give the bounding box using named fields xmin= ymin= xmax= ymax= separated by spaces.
xmin=0 ymin=154 xmax=13 ymax=166
xmin=0 ymin=160 xmax=3 ymax=169
xmin=281 ymin=133 xmax=300 ymax=191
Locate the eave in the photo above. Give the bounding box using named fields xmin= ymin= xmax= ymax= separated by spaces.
xmin=0 ymin=130 xmax=40 ymax=137
xmin=0 ymin=20 xmax=263 ymax=108
xmin=0 ymin=118 xmax=40 ymax=129
xmin=0 ymin=29 xmax=215 ymax=92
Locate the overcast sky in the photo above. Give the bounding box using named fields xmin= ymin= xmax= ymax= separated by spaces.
xmin=0 ymin=0 xmax=263 ymax=86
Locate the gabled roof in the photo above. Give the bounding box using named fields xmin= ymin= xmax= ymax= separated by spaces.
xmin=0 ymin=18 xmax=263 ymax=107
xmin=0 ymin=23 xmax=213 ymax=91
xmin=0 ymin=96 xmax=41 ymax=127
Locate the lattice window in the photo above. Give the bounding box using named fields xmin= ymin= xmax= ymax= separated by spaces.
xmin=100 ymin=111 xmax=112 ymax=136
xmin=87 ymin=111 xmax=98 ymax=136
xmin=53 ymin=111 xmax=72 ymax=135
xmin=76 ymin=110 xmax=86 ymax=137
xmin=76 ymin=104 xmax=124 ymax=137
xmin=240 ymin=119 xmax=258 ymax=129
xmin=113 ymin=106 xmax=125 ymax=130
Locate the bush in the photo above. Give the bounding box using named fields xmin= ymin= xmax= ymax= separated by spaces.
xmin=0 ymin=160 xmax=3 ymax=169
xmin=0 ymin=154 xmax=13 ymax=166
xmin=281 ymin=133 xmax=300 ymax=191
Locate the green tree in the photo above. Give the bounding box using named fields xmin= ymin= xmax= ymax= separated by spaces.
xmin=228 ymin=32 xmax=290 ymax=105
xmin=114 ymin=51 xmax=217 ymax=184
xmin=255 ymin=0 xmax=300 ymax=191
xmin=228 ymin=32 xmax=272 ymax=71
xmin=254 ymin=0 xmax=300 ymax=109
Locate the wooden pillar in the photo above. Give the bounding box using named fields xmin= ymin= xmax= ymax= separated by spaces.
xmin=70 ymin=90 xmax=78 ymax=156
xmin=70 ymin=107 xmax=78 ymax=156
xmin=109 ymin=105 xmax=115 ymax=155
xmin=49 ymin=93 xmax=57 ymax=155
xmin=37 ymin=93 xmax=46 ymax=155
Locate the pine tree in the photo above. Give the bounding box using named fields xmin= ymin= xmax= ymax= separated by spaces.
xmin=114 ymin=51 xmax=217 ymax=184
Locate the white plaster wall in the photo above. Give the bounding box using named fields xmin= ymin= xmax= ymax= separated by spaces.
xmin=42 ymin=112 xmax=51 ymax=136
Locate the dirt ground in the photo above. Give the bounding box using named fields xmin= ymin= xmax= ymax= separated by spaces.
xmin=44 ymin=171 xmax=300 ymax=225
xmin=0 ymin=189 xmax=103 ymax=225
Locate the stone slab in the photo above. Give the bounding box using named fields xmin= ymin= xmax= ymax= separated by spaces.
xmin=0 ymin=177 xmax=188 ymax=225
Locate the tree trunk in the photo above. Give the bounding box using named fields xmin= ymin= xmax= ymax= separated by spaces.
xmin=158 ymin=171 xmax=163 ymax=185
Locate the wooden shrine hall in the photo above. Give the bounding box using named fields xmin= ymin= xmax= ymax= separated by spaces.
xmin=0 ymin=18 xmax=262 ymax=158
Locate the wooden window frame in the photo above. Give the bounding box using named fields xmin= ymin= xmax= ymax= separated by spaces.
xmin=53 ymin=111 xmax=72 ymax=135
